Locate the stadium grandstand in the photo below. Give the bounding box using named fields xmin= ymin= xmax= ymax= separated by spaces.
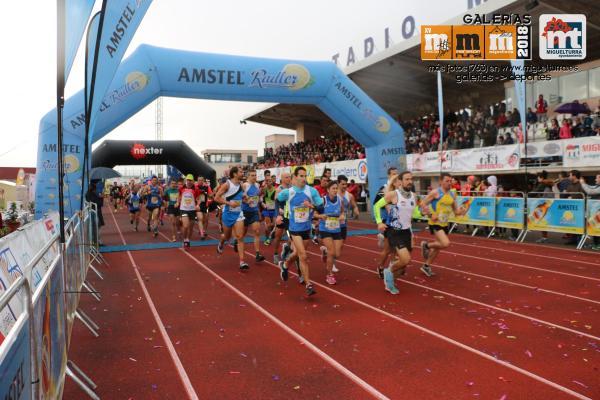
xmin=247 ymin=0 xmax=600 ymax=187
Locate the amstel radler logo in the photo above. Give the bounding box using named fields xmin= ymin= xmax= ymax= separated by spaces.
xmin=421 ymin=24 xmax=530 ymax=60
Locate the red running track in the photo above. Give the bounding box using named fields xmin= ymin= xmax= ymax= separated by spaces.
xmin=62 ymin=207 xmax=600 ymax=399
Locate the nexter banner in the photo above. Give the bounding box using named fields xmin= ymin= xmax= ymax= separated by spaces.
xmin=450 ymin=196 xmax=495 ymax=227
xmin=587 ymin=199 xmax=600 ymax=237
xmin=527 ymin=198 xmax=585 ymax=234
xmin=496 ymin=197 xmax=525 ymax=230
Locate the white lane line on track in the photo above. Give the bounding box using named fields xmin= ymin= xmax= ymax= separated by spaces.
xmin=355 ymin=232 xmax=600 ymax=267
xmin=147 ymin=218 xmax=600 ymax=304
xmin=179 ymin=249 xmax=391 ymax=400
xmin=130 ymin=215 xmax=592 ymax=399
xmin=303 ymin=249 xmax=600 ymax=342
xmin=344 ymin=240 xmax=600 ymax=283
xmin=109 ymin=209 xmax=200 ymax=400
xmin=138 ymin=218 xmax=390 ymax=400
xmin=344 ymin=239 xmax=600 ymax=306
xmin=199 ymin=231 xmax=592 ymax=400
xmin=137 ymin=214 xmax=388 ymax=398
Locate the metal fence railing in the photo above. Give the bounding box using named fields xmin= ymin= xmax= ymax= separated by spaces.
xmin=0 ymin=202 xmax=104 ymax=399
xmin=410 ymin=191 xmax=598 ymax=249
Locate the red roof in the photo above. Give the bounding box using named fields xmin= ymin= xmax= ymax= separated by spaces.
xmin=0 ymin=167 xmax=36 ymax=180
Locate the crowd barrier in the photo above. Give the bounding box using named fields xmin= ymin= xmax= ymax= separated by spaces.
xmin=0 ymin=202 xmax=104 ymax=400
xmin=411 ymin=191 xmax=599 ymax=249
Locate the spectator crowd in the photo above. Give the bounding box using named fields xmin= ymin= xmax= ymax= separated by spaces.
xmin=254 ymin=96 xmax=600 ymax=170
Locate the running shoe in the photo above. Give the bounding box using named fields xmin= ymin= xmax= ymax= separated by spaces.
xmin=134 ymin=223 xmax=138 ymax=232
xmin=421 ymin=241 xmax=430 ymax=260
xmin=233 ymin=239 xmax=238 ymax=253
xmin=326 ymin=274 xmax=337 ymax=285
xmin=312 ymin=236 xmax=319 ymax=246
xmin=130 ymin=219 xmax=133 ymax=225
xmin=420 ymin=264 xmax=435 ymax=277
xmin=202 ymin=233 xmax=208 ymax=240
xmin=217 ymin=242 xmax=224 ymax=254
xmin=306 ymin=284 xmax=316 ymax=296
xmin=320 ymin=246 xmax=328 ymax=263
xmin=536 ymin=237 xmax=548 ymax=243
xmin=281 ymin=243 xmax=291 ymax=261
xmin=279 ymin=260 xmax=288 ymax=281
xmin=256 ymin=253 xmax=265 ymax=262
xmin=153 ymin=227 xmax=159 ymax=238
xmin=273 ymin=253 xmax=280 ymax=264
xmin=239 ymin=262 xmax=249 ymax=271
xmin=384 ymin=268 xmax=399 ymax=295
xmin=332 ymin=263 xmax=339 ymax=273
xmin=592 ymin=244 xmax=600 ymax=251
xmin=377 ymin=233 xmax=385 ymax=249
xmin=377 ymin=266 xmax=384 ymax=279
xmin=264 ymin=238 xmax=271 ymax=246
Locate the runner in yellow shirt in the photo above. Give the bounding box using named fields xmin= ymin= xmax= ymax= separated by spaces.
xmin=419 ymin=173 xmax=466 ymax=277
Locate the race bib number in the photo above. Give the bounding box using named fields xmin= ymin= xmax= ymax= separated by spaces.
xmin=294 ymin=207 xmax=309 ymax=223
xmin=169 ymin=192 xmax=178 ymax=202
xmin=132 ymin=200 xmax=140 ymax=208
xmin=228 ymin=202 xmax=241 ymax=212
xmin=151 ymin=196 xmax=159 ymax=204
xmin=199 ymin=194 xmax=206 ymax=203
xmin=325 ymin=217 xmax=340 ymax=230
xmin=248 ymin=196 xmax=259 ymax=208
xmin=265 ymin=200 xmax=275 ymax=210
xmin=437 ymin=213 xmax=449 ymax=223
xmin=183 ymin=197 xmax=193 ymax=206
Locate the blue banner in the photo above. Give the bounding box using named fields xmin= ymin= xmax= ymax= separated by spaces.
xmin=65 ymin=0 xmax=96 ymax=81
xmin=0 ymin=318 xmax=32 ymax=400
xmin=450 ymin=196 xmax=496 ymax=227
xmin=496 ymin=197 xmax=525 ymax=229
xmin=36 ymin=46 xmax=406 ymax=218
xmin=87 ymin=0 xmax=154 ymax=143
xmin=527 ymin=198 xmax=585 ymax=234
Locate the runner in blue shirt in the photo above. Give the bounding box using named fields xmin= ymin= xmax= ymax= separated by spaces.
xmin=215 ymin=167 xmax=249 ymax=270
xmin=126 ymin=184 xmax=142 ymax=231
xmin=241 ymin=170 xmax=266 ymax=262
xmin=276 ymin=167 xmax=324 ymax=297
xmin=141 ymin=176 xmax=164 ymax=238
xmin=317 ymin=181 xmax=345 ymax=285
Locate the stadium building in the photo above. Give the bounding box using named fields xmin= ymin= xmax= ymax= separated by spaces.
xmin=247 ymin=0 xmax=600 ymax=191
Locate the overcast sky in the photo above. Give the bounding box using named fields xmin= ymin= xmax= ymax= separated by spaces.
xmin=0 ymin=0 xmax=475 ymax=168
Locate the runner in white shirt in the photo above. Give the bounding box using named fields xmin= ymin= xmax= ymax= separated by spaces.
xmin=380 ymin=171 xmax=418 ymax=295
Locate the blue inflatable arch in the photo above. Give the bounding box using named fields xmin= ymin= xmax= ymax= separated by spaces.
xmin=36 ymin=44 xmax=406 ymax=218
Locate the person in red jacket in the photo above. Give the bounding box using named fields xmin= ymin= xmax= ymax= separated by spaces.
xmin=348 ymin=180 xmax=360 ymax=201
xmin=560 ymin=119 xmax=573 ymax=139
xmin=536 ymin=94 xmax=548 ymax=123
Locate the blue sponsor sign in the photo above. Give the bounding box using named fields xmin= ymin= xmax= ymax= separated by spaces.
xmin=496 ymin=197 xmax=525 ymax=229
xmin=527 ymin=198 xmax=585 ymax=234
xmin=450 ymin=196 xmax=496 ymax=227
xmin=0 ymin=318 xmax=32 ymax=400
